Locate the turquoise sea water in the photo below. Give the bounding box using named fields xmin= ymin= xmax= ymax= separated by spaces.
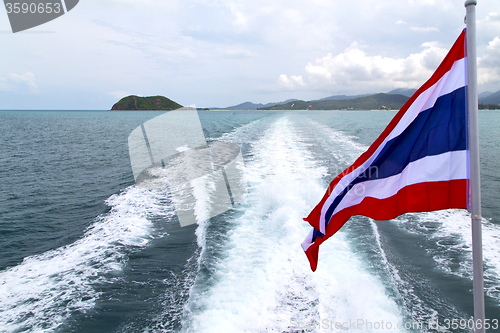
xmin=0 ymin=110 xmax=499 ymax=332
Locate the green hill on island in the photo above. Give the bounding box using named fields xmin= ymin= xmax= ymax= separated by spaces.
xmin=111 ymin=95 xmax=182 ymax=110
xmin=259 ymin=93 xmax=409 ymax=110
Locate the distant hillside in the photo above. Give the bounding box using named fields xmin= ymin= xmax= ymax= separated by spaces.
xmin=111 ymin=95 xmax=182 ymax=110
xmin=316 ymin=94 xmax=366 ymax=101
xmin=259 ymin=93 xmax=409 ymax=110
xmin=220 ymin=93 xmax=417 ymax=110
xmin=479 ymin=90 xmax=500 ymax=105
xmin=224 ymin=102 xmax=265 ymax=110
xmin=479 ymin=91 xmax=493 ymax=99
xmin=387 ymin=88 xmax=417 ymax=97
xmin=316 ymin=89 xmax=415 ymax=102
xmin=223 ymin=99 xmax=298 ymax=110
xmin=317 ymin=93 xmax=372 ymax=101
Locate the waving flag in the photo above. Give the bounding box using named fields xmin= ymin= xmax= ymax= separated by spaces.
xmin=302 ymin=30 xmax=469 ymax=272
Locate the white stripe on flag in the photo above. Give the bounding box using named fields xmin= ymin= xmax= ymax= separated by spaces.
xmin=301 ymin=229 xmax=315 ymax=251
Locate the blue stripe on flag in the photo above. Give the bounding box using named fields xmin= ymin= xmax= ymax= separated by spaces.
xmin=312 ymin=228 xmax=324 ymax=241
xmin=364 ymin=86 xmax=467 ymax=179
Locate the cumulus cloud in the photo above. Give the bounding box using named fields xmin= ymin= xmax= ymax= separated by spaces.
xmin=481 ymin=12 xmax=500 ymax=24
xmin=410 ymin=26 xmax=439 ymax=33
xmin=281 ymin=41 xmax=450 ymax=94
xmin=0 ymin=72 xmax=38 ymax=93
xmin=478 ymin=37 xmax=500 ymax=86
xmin=408 ymin=0 xmax=436 ymax=4
xmin=226 ymin=2 xmax=249 ymax=30
xmin=278 ymin=74 xmax=305 ymax=89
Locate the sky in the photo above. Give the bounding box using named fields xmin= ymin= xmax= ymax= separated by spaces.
xmin=0 ymin=0 xmax=499 ymax=109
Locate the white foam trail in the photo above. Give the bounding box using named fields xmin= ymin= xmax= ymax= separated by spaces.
xmin=0 ymin=186 xmax=172 ymax=332
xmin=405 ymin=209 xmax=500 ymax=301
xmin=213 ymin=117 xmax=268 ymax=146
xmin=182 ymin=115 xmax=403 ymax=332
xmin=305 ymin=118 xmax=367 ymax=168
xmin=370 ymin=220 xmax=440 ymax=324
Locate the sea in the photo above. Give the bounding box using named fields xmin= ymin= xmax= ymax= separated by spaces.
xmin=0 ymin=109 xmax=500 ymax=333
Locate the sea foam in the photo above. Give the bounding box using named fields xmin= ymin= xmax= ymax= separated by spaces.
xmin=0 ymin=186 xmax=171 ymax=332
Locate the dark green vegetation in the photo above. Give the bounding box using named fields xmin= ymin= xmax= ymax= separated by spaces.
xmin=259 ymin=93 xmax=410 ymax=110
xmin=479 ymin=104 xmax=500 ymax=110
xmin=223 ymin=99 xmax=297 ymax=110
xmin=111 ymin=95 xmax=182 ymax=111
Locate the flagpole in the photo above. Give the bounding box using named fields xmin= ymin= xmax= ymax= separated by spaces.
xmin=465 ymin=1 xmax=485 ymax=332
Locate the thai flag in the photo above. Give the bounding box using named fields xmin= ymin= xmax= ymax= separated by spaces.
xmin=302 ymin=30 xmax=469 ymax=272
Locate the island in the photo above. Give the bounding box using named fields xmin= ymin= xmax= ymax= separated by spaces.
xmin=258 ymin=93 xmax=409 ymax=110
xmin=111 ymin=95 xmax=183 ymax=110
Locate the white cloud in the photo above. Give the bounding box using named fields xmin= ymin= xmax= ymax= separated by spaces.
xmin=86 ymin=0 xmax=179 ymax=12
xmin=278 ymin=74 xmax=305 ymax=89
xmin=226 ymin=1 xmax=249 ymax=30
xmin=410 ymin=26 xmax=439 ymax=33
xmin=478 ymin=37 xmax=500 ymax=86
xmin=0 ymin=72 xmax=38 ymax=93
xmin=481 ymin=12 xmax=500 ymax=24
xmin=284 ymin=41 xmax=449 ymax=94
xmin=408 ymin=0 xmax=436 ymax=4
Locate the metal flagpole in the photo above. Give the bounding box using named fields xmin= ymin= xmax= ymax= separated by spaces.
xmin=465 ymin=1 xmax=485 ymax=332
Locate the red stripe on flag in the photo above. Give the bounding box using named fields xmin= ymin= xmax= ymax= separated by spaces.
xmin=304 ymin=179 xmax=468 ymax=271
